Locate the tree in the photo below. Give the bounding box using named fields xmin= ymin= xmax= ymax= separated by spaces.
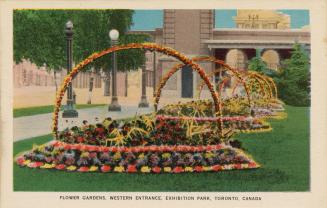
xmin=248 ymin=56 xmax=277 ymax=77
xmin=275 ymin=43 xmax=310 ymax=106
xmin=14 ymin=10 xmax=68 ymax=90
xmin=13 ymin=10 xmax=150 ymax=93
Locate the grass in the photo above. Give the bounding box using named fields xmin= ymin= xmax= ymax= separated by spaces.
xmin=13 ymin=106 xmax=309 ymax=192
xmin=13 ymin=104 xmax=106 ymax=118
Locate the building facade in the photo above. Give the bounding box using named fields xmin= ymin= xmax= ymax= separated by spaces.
xmin=131 ymin=9 xmax=310 ymax=99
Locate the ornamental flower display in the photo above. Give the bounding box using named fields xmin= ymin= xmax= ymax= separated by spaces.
xmin=15 ymin=43 xmax=289 ymax=174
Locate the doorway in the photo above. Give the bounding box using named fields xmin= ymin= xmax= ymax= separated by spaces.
xmin=181 ymin=65 xmax=193 ymax=98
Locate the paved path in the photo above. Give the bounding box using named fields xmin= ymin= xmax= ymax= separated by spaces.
xmin=13 ymin=105 xmax=154 ymax=141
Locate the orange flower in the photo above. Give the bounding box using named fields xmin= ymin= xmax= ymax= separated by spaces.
xmin=211 ymin=165 xmax=222 ymax=172
xmin=78 ymin=166 xmax=89 ymax=172
xmin=234 ymin=164 xmax=242 ymax=169
xmin=248 ymin=162 xmax=257 ymax=168
xmin=28 ymin=162 xmax=43 ymax=168
xmin=194 ymin=166 xmax=203 ymax=172
xmin=55 ymin=164 xmax=66 ymax=170
xmin=127 ymin=165 xmax=137 ymax=173
xmin=16 ymin=157 xmax=25 ymax=166
xmin=101 ymin=165 xmax=111 ymax=172
xmin=64 ymin=144 xmax=71 ymax=150
xmin=152 ymin=166 xmax=161 ymax=173
xmin=172 ymin=166 xmax=184 ymax=173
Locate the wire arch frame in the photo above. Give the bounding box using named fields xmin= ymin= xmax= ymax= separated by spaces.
xmin=52 ymin=43 xmax=223 ymax=139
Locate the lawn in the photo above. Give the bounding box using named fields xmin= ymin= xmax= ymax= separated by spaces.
xmin=13 ymin=106 xmax=310 ymax=192
xmin=13 ymin=104 xmax=106 ymax=118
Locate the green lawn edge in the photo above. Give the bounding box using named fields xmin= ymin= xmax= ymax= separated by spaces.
xmin=13 ymin=104 xmax=106 ymax=118
xmin=13 ymin=106 xmax=310 ymax=192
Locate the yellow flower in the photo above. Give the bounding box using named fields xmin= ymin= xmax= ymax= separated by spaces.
xmin=114 ymin=166 xmax=125 ymax=173
xmin=203 ymin=166 xmax=211 ymax=171
xmin=184 ymin=167 xmax=193 ymax=172
xmin=66 ymin=165 xmax=77 ymax=171
xmin=80 ymin=152 xmax=89 ymax=158
xmin=113 ymin=152 xmax=122 ymax=160
xmin=241 ymin=164 xmax=248 ymax=169
xmin=204 ymin=152 xmax=214 ymax=158
xmin=163 ymin=167 xmax=171 ymax=172
xmin=23 ymin=160 xmax=31 ymax=166
xmin=40 ymin=163 xmax=55 ymax=169
xmin=89 ymin=166 xmax=98 ymax=172
xmin=162 ymin=153 xmax=171 ymax=159
xmin=140 ymin=166 xmax=151 ymax=173
xmin=138 ymin=153 xmax=145 ymax=159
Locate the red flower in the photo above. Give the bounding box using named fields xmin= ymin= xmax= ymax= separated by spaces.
xmin=133 ymin=147 xmax=140 ymax=153
xmin=120 ymin=146 xmax=128 ymax=152
xmin=127 ymin=165 xmax=137 ymax=173
xmin=206 ymin=146 xmax=213 ymax=151
xmin=152 ymin=166 xmax=161 ymax=173
xmin=16 ymin=157 xmax=25 ymax=166
xmin=64 ymin=144 xmax=71 ymax=150
xmin=87 ymin=145 xmax=99 ymax=152
xmin=28 ymin=162 xmax=43 ymax=168
xmin=101 ymin=165 xmax=111 ymax=172
xmin=101 ymin=147 xmax=109 ymax=152
xmin=248 ymin=162 xmax=257 ymax=168
xmin=234 ymin=164 xmax=242 ymax=169
xmin=215 ymin=144 xmax=223 ymax=150
xmin=172 ymin=166 xmax=184 ymax=173
xmin=190 ymin=146 xmax=195 ymax=152
xmin=77 ymin=137 xmax=85 ymax=143
xmin=194 ymin=166 xmax=203 ymax=172
xmin=161 ymin=146 xmax=169 ymax=152
xmin=78 ymin=166 xmax=89 ymax=172
xmin=211 ymin=165 xmax=222 ymax=172
xmin=198 ymin=146 xmax=204 ymax=152
xmin=111 ymin=147 xmax=117 ymax=152
xmin=53 ymin=141 xmax=61 ymax=147
xmin=55 ymin=164 xmax=66 ymax=170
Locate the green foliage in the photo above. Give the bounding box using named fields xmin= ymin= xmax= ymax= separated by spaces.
xmin=248 ymin=56 xmax=267 ymax=73
xmin=248 ymin=56 xmax=277 ymax=77
xmin=275 ymin=43 xmax=310 ymax=106
xmin=13 ymin=10 xmax=150 ymax=73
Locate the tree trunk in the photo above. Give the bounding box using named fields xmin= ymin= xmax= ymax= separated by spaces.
xmin=53 ymin=70 xmax=58 ymax=92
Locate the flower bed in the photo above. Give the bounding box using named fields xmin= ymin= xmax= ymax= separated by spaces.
xmin=14 ymin=44 xmax=286 ymax=174
xmin=16 ymin=141 xmax=259 ymax=173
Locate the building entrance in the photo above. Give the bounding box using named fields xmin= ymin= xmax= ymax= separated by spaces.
xmin=181 ymin=65 xmax=193 ymax=98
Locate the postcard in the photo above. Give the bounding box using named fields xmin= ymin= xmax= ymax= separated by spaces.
xmin=1 ymin=0 xmax=327 ymax=208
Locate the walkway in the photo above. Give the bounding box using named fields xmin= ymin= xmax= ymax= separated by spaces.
xmin=13 ymin=105 xmax=154 ymax=141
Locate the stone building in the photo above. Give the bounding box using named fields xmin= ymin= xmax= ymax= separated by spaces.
xmin=13 ymin=59 xmax=129 ymax=96
xmin=14 ymin=9 xmax=310 ymax=101
xmin=130 ymin=9 xmax=310 ymax=99
xmin=234 ymin=10 xmax=290 ymax=29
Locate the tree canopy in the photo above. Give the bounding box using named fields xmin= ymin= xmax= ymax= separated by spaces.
xmin=275 ymin=43 xmax=310 ymax=106
xmin=13 ymin=9 xmax=150 ymax=73
xmin=248 ymin=56 xmax=277 ymax=77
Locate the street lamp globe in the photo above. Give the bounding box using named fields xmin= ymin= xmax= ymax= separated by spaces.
xmin=109 ymin=29 xmax=119 ymax=41
xmin=66 ymin=20 xmax=73 ymax=30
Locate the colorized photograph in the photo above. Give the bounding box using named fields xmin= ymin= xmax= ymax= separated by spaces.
xmin=13 ymin=9 xmax=310 ymax=192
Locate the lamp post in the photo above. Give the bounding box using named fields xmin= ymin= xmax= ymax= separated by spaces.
xmin=138 ymin=64 xmax=149 ymax=108
xmin=108 ymin=29 xmax=121 ymax=111
xmin=152 ymin=51 xmax=156 ymax=97
xmin=62 ymin=20 xmax=78 ymax=118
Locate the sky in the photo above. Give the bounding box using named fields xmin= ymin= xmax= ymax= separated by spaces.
xmin=130 ymin=10 xmax=310 ymax=30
